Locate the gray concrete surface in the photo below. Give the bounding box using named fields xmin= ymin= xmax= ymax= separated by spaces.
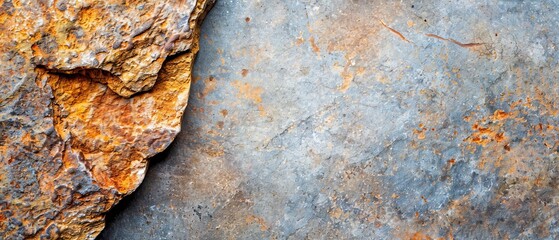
xmin=100 ymin=1 xmax=559 ymax=239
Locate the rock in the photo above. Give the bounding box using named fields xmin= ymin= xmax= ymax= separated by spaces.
xmin=101 ymin=1 xmax=559 ymax=239
xmin=0 ymin=0 xmax=214 ymax=239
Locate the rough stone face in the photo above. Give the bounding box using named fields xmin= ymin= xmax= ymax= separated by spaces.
xmin=101 ymin=1 xmax=559 ymax=239
xmin=0 ymin=0 xmax=214 ymax=239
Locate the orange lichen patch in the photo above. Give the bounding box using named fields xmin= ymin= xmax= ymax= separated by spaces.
xmin=245 ymin=215 xmax=269 ymax=231
xmin=232 ymin=80 xmax=263 ymax=104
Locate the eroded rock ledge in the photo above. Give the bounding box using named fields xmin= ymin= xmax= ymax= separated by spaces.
xmin=0 ymin=0 xmax=214 ymax=238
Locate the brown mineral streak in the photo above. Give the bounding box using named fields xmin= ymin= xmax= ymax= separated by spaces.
xmin=0 ymin=0 xmax=215 ymax=239
xmin=309 ymin=36 xmax=321 ymax=53
xmin=379 ymin=20 xmax=411 ymax=43
xmin=425 ymin=33 xmax=484 ymax=48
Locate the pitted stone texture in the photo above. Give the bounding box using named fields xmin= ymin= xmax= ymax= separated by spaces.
xmin=102 ymin=1 xmax=559 ymax=239
xmin=0 ymin=0 xmax=214 ymax=239
xmin=18 ymin=0 xmax=212 ymax=97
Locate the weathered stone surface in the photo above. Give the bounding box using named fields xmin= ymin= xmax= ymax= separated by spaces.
xmin=102 ymin=0 xmax=559 ymax=239
xmin=0 ymin=0 xmax=213 ymax=239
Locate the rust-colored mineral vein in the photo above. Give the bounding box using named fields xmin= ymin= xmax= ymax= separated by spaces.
xmin=425 ymin=33 xmax=484 ymax=48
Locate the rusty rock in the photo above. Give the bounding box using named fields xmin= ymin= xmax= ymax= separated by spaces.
xmin=102 ymin=1 xmax=559 ymax=239
xmin=0 ymin=0 xmax=214 ymax=239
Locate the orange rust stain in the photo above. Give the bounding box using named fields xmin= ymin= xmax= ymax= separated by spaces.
xmin=309 ymin=36 xmax=320 ymax=53
xmin=232 ymin=80 xmax=263 ymax=104
xmin=338 ymin=56 xmax=355 ymax=92
xmin=493 ymin=110 xmax=509 ymax=121
xmin=31 ymin=43 xmax=46 ymax=58
xmin=494 ymin=132 xmax=505 ymax=142
xmin=198 ymin=76 xmax=217 ymax=99
xmin=204 ymin=141 xmax=225 ymax=157
xmin=356 ymin=66 xmax=366 ymax=76
xmin=295 ymin=37 xmax=305 ymax=46
xmin=329 ymin=207 xmax=344 ymax=219
xmin=409 ymin=232 xmax=433 ymax=240
xmin=245 ymin=17 xmax=251 ymax=23
xmin=192 ymin=75 xmax=201 ymax=83
xmin=466 ymin=110 xmax=512 ymax=146
xmin=245 ymin=215 xmax=268 ymax=231
xmin=407 ymin=20 xmax=415 ymax=27
xmin=339 ymin=71 xmax=353 ymax=92
xmin=76 ymin=7 xmax=103 ymax=33
xmin=241 ymin=69 xmax=249 ymax=77
xmin=462 ymin=97 xmax=559 ymax=184
xmin=220 ymin=109 xmax=228 ymax=117
xmin=414 ymin=125 xmax=427 ymax=140
xmin=257 ymin=104 xmax=266 ymax=117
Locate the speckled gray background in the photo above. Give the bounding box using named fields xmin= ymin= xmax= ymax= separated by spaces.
xmin=100 ymin=1 xmax=559 ymax=239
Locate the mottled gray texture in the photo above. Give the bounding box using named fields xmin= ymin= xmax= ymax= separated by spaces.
xmin=101 ymin=0 xmax=559 ymax=239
